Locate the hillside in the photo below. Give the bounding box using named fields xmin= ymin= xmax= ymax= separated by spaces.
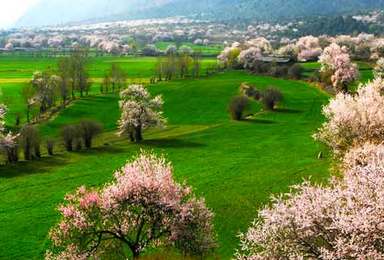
xmin=0 ymin=57 xmax=332 ymax=257
xmin=15 ymin=0 xmax=384 ymax=27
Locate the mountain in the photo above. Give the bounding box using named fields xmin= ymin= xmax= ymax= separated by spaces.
xmin=14 ymin=0 xmax=171 ymax=28
xmin=15 ymin=0 xmax=384 ymax=28
xmin=123 ymin=0 xmax=384 ymax=21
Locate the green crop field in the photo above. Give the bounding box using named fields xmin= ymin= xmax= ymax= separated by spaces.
xmin=0 ymin=52 xmax=335 ymax=259
xmin=155 ymin=41 xmax=224 ymax=56
xmin=0 ymin=55 xmax=217 ymax=125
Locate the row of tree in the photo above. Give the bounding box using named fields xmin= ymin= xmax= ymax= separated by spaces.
xmin=0 ymin=119 xmax=103 ymax=164
xmin=22 ymin=48 xmax=90 ymax=123
xmin=154 ymin=51 xmax=202 ymax=81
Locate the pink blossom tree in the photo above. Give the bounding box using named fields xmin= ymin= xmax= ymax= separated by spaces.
xmin=46 ymin=152 xmax=216 ymax=259
xmin=296 ymin=36 xmax=322 ymax=62
xmin=238 ymin=47 xmax=262 ymax=70
xmin=236 ymin=154 xmax=384 ymax=259
xmin=319 ymin=43 xmax=359 ymax=92
xmin=118 ymin=85 xmax=166 ymax=143
xmin=314 ymin=78 xmax=384 ymax=157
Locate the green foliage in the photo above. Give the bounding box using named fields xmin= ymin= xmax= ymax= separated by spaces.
xmin=229 ymin=96 xmax=250 ymax=121
xmin=261 ymin=87 xmax=283 ymax=111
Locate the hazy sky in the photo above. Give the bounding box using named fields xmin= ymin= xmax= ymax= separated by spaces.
xmin=0 ymin=0 xmax=40 ymax=28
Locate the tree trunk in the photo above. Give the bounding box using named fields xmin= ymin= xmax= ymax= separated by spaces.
xmin=26 ymin=106 xmax=30 ymax=123
xmin=134 ymin=126 xmax=143 ymax=143
xmin=129 ymin=131 xmax=135 ymax=142
xmin=85 ymin=137 xmax=92 ymax=149
xmin=24 ymin=142 xmax=31 ymax=161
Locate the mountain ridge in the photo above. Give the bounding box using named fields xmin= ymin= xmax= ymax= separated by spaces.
xmin=15 ymin=0 xmax=384 ymax=28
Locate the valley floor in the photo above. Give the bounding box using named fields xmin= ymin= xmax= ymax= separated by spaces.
xmin=0 ymin=61 xmax=331 ymax=258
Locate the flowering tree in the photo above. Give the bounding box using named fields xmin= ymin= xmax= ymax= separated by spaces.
xmin=217 ymin=45 xmax=241 ymax=68
xmin=244 ymin=37 xmax=272 ymax=54
xmin=118 ymin=85 xmax=166 ymax=143
xmin=238 ymin=47 xmax=262 ymax=70
xmin=319 ymin=43 xmax=359 ymax=92
xmin=46 ymin=152 xmax=216 ymax=259
xmin=314 ymin=78 xmax=384 ymax=157
xmin=31 ymin=71 xmax=62 ymax=114
xmin=276 ymin=44 xmax=299 ymax=61
xmin=236 ymin=154 xmax=384 ymax=259
xmin=374 ymin=57 xmax=384 ymax=78
xmin=296 ymin=36 xmax=322 ymax=62
xmin=0 ymin=105 xmax=19 ymax=164
xmin=343 ymin=142 xmax=384 ymax=170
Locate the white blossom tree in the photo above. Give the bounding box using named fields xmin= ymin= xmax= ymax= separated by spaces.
xmin=0 ymin=105 xmax=19 ymax=164
xmin=374 ymin=57 xmax=384 ymax=78
xmin=314 ymin=78 xmax=384 ymax=157
xmin=118 ymin=85 xmax=166 ymax=143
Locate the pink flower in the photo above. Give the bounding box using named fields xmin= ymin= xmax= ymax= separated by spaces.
xmin=79 ymin=192 xmax=99 ymax=209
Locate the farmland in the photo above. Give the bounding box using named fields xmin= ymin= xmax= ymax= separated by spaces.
xmin=0 ymin=54 xmax=335 ymax=258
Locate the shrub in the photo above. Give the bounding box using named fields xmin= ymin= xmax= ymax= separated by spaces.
xmin=229 ymin=96 xmax=249 ymax=120
xmin=288 ymin=64 xmax=303 ymax=79
xmin=79 ymin=120 xmax=102 ymax=149
xmin=61 ymin=125 xmax=77 ymax=152
xmin=19 ymin=124 xmax=41 ymax=160
xmin=269 ymin=65 xmax=288 ymax=78
xmin=46 ymin=152 xmax=216 ymax=259
xmin=239 ymin=83 xmax=262 ymax=100
xmin=261 ymin=87 xmax=283 ymax=110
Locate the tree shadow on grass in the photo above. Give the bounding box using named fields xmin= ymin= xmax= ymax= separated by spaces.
xmin=141 ymin=138 xmax=206 ymax=149
xmin=243 ymin=118 xmax=276 ymax=124
xmin=274 ymin=108 xmax=302 ymax=114
xmin=74 ymin=145 xmax=126 ymax=155
xmin=0 ymin=156 xmax=69 ymax=179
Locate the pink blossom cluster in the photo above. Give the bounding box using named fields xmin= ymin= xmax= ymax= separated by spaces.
xmin=244 ymin=37 xmax=272 ymax=54
xmin=237 ymin=119 xmax=384 ymax=258
xmin=238 ymin=47 xmax=262 ymax=69
xmin=314 ymin=78 xmax=384 ymax=156
xmin=319 ymin=43 xmax=359 ymax=91
xmin=46 ymin=151 xmax=216 ymax=259
xmin=118 ymin=85 xmax=166 ymax=137
xmin=343 ymin=142 xmax=384 ymax=170
xmin=296 ymin=36 xmax=322 ymax=61
xmin=236 ymin=147 xmax=384 ymax=259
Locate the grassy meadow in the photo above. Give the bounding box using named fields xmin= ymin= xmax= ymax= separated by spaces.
xmin=0 ymin=54 xmax=373 ymax=259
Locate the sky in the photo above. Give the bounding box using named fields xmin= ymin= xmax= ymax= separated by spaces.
xmin=0 ymin=0 xmax=40 ymax=28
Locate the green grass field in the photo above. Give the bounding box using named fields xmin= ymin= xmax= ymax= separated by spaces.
xmin=155 ymin=41 xmax=223 ymax=56
xmin=0 ymin=55 xmax=217 ymax=125
xmin=0 ymin=57 xmax=333 ymax=259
